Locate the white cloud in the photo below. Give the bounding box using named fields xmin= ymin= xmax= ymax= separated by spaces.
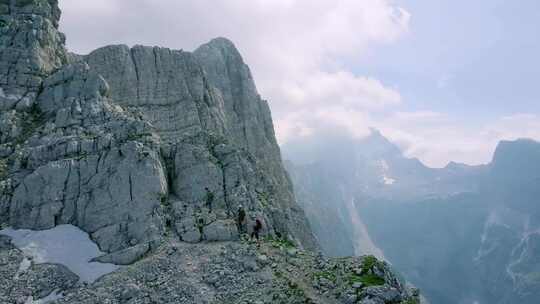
xmin=275 ymin=107 xmax=375 ymax=143
xmin=377 ymin=113 xmax=540 ymax=168
xmin=57 ymin=1 xmax=538 ymax=168
xmin=59 ymin=0 xmax=410 ymax=143
xmin=483 ymin=114 xmax=540 ymax=140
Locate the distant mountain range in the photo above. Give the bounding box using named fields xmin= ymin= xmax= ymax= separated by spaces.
xmin=285 ymin=130 xmax=540 ymax=304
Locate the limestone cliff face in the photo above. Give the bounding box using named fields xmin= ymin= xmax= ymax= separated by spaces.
xmin=0 ymin=0 xmax=317 ymax=262
xmin=0 ymin=2 xmax=426 ymax=304
xmin=0 ymin=0 xmax=66 ymax=97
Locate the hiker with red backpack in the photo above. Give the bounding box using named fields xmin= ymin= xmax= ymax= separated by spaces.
xmin=251 ymin=217 xmax=263 ymax=245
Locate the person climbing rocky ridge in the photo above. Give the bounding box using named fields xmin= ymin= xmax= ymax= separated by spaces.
xmin=0 ymin=1 xmax=421 ymax=303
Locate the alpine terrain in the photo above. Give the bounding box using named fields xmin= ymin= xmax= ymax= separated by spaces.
xmin=0 ymin=1 xmax=421 ymax=304
xmin=286 ymin=130 xmax=540 ymax=304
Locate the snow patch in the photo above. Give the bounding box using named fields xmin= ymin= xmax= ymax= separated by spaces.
xmin=15 ymin=256 xmax=32 ymax=279
xmin=474 ymin=209 xmax=511 ymax=262
xmin=379 ymin=159 xmax=390 ymax=171
xmin=378 ymin=160 xmax=396 ymax=185
xmin=339 ymin=186 xmax=385 ymax=259
xmin=382 ymin=175 xmax=396 ymax=185
xmin=25 ymin=289 xmax=64 ymax=304
xmin=505 ymin=216 xmax=540 ymax=284
xmin=0 ymin=225 xmax=120 ymax=283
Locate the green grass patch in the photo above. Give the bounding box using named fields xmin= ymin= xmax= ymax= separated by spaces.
xmin=257 ymin=191 xmax=271 ymax=208
xmin=348 ymin=273 xmax=385 ymax=287
xmin=314 ymin=271 xmax=337 ymax=283
xmin=158 ymin=192 xmax=169 ymax=206
xmin=401 ymin=299 xmax=420 ymax=304
xmin=126 ymin=132 xmax=153 ymax=142
xmin=266 ymin=236 xmax=297 ymax=249
xmin=287 ymin=280 xmax=306 ymax=298
xmin=16 ymin=103 xmax=46 ymax=145
xmin=361 ymin=255 xmax=378 ymax=273
xmin=0 ymin=158 xmax=7 ymax=180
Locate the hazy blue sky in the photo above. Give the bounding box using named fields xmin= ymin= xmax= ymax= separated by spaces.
xmin=361 ymin=0 xmax=540 ymax=121
xmin=58 ymin=0 xmax=540 ymax=167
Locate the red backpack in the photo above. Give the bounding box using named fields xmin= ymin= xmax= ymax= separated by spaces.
xmin=255 ymin=219 xmax=262 ymax=231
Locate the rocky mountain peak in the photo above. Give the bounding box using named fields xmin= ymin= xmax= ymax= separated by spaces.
xmin=356 ymin=129 xmax=402 ymax=159
xmin=196 ymin=37 xmax=246 ymax=62
xmin=491 ymin=138 xmax=540 ymax=173
xmin=0 ymin=0 xmax=66 ymax=97
xmin=1 ymin=0 xmax=318 ymax=262
xmin=1 ymin=0 xmax=61 ymax=23
xmin=0 ymin=2 xmax=423 ymax=303
xmin=487 ymin=138 xmax=540 ymax=214
xmin=194 ymin=37 xmax=253 ymax=93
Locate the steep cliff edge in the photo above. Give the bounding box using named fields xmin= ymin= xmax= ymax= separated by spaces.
xmin=0 ymin=0 xmax=316 ymax=256
xmin=0 ymin=1 xmax=420 ymax=303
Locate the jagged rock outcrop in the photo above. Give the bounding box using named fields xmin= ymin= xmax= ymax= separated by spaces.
xmin=0 ymin=1 xmax=422 ymax=303
xmin=0 ymin=0 xmax=316 ymax=263
xmin=0 ymin=0 xmax=66 ymax=146
xmin=0 ymin=0 xmax=66 ymax=97
xmin=2 ymin=59 xmax=168 ymax=254
xmin=80 ymin=40 xmax=316 ymax=250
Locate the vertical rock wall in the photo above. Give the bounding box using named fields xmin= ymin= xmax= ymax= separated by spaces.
xmin=0 ymin=0 xmax=318 ymax=263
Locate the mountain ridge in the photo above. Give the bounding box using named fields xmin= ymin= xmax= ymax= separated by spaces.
xmin=0 ymin=1 xmax=420 ymax=303
xmin=286 ymin=130 xmax=540 ymax=304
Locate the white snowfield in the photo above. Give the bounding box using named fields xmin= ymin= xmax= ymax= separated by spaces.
xmin=25 ymin=289 xmax=64 ymax=304
xmin=0 ymin=224 xmax=120 ymax=283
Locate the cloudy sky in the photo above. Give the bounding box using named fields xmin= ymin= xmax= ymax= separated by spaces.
xmin=58 ymin=0 xmax=540 ymax=167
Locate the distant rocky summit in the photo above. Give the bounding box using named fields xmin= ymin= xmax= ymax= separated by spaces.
xmin=286 ymin=130 xmax=540 ymax=304
xmin=0 ymin=0 xmax=420 ymax=303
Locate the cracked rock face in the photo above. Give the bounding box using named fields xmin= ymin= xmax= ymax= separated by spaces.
xmin=0 ymin=0 xmax=317 ymax=264
xmin=0 ymin=0 xmax=66 ymax=99
xmin=0 ymin=2 xmax=424 ymax=303
xmin=4 ymin=61 xmax=168 ymax=254
xmin=81 ymin=40 xmax=317 ymax=250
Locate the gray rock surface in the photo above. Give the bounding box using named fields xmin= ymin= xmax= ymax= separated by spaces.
xmin=83 ymin=40 xmax=317 ymax=250
xmin=0 ymin=236 xmax=79 ymax=304
xmin=0 ymin=0 xmax=66 ymax=98
xmin=0 ymin=236 xmax=421 ymax=304
xmin=3 ymin=61 xmax=168 ymax=255
xmin=0 ymin=0 xmax=317 ymax=258
xmin=0 ymin=1 xmax=421 ymax=303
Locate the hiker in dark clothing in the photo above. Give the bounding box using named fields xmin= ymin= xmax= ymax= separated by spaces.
xmin=204 ymin=187 xmax=214 ymax=211
xmin=251 ymin=218 xmax=263 ymax=244
xmin=237 ymin=205 xmax=246 ymax=234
